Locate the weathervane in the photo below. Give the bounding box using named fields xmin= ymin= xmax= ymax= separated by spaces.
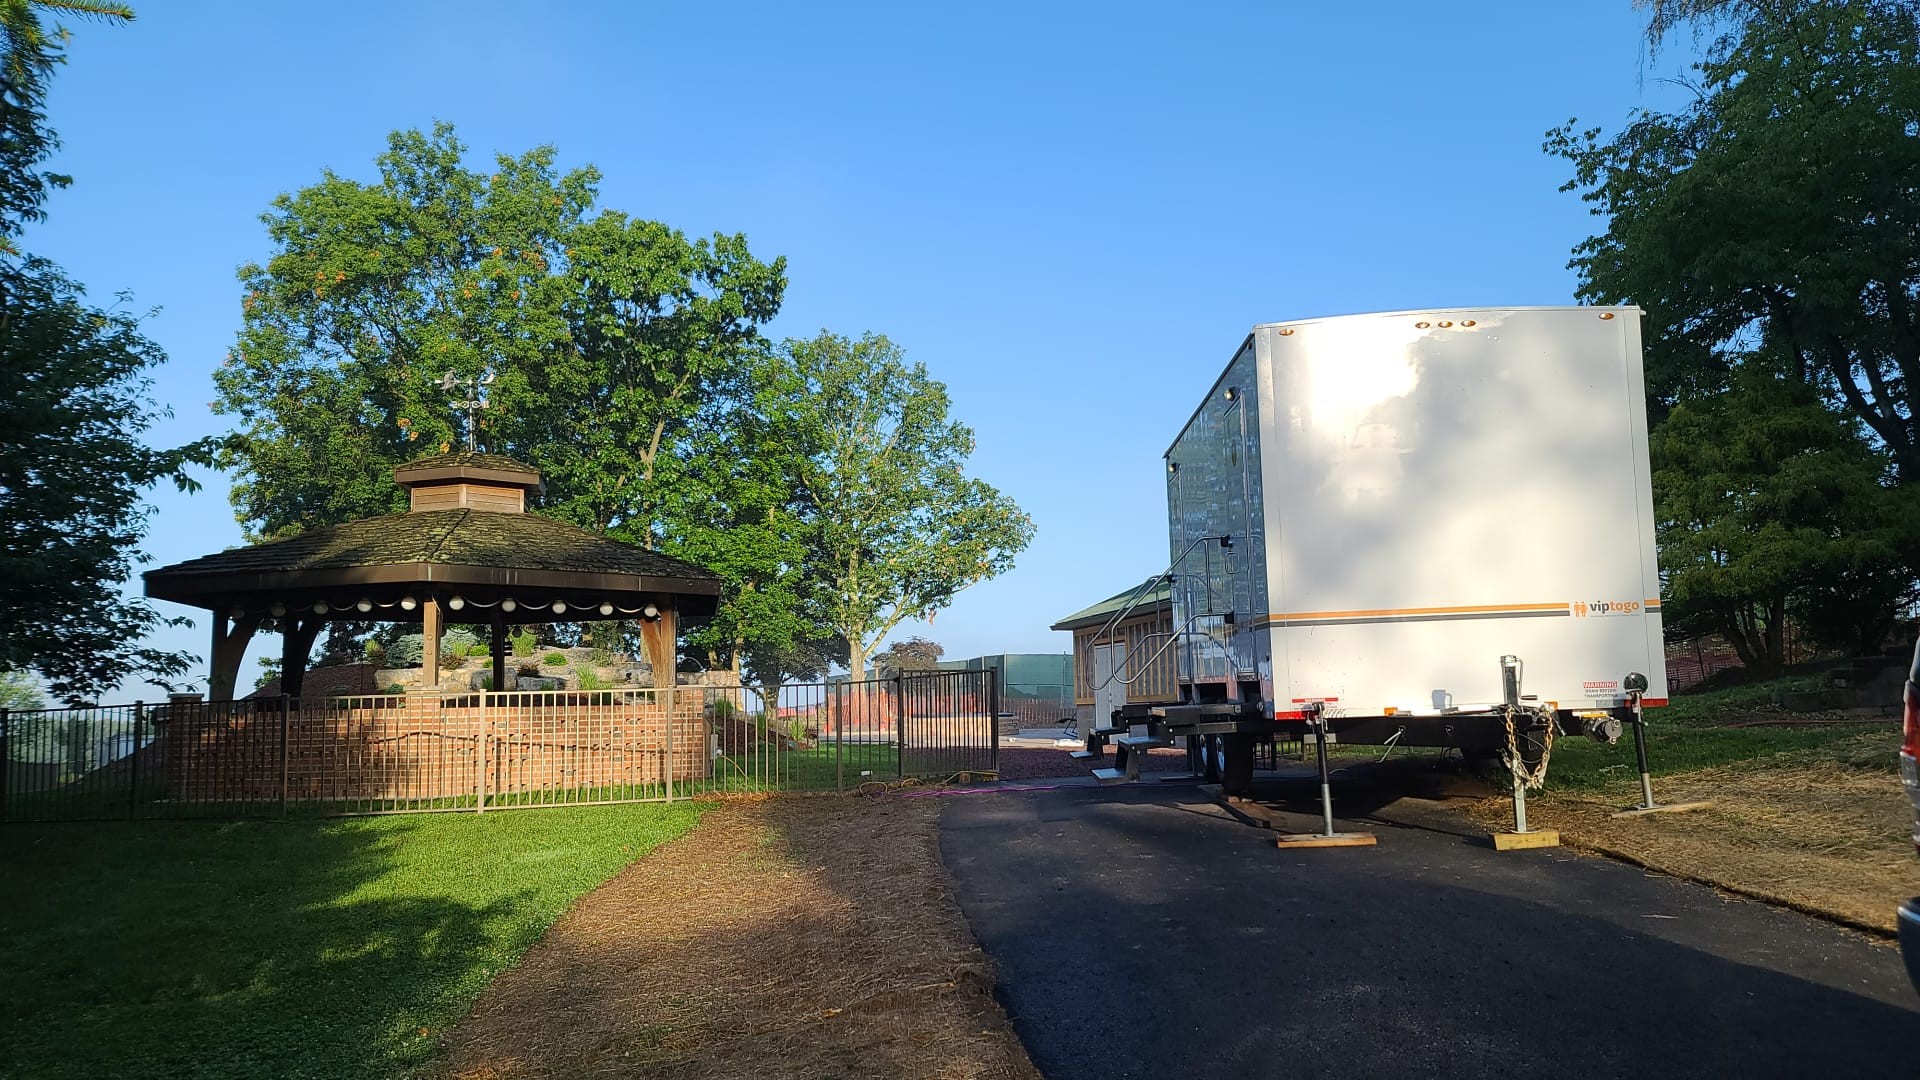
xmin=438 ymin=369 xmax=496 ymax=452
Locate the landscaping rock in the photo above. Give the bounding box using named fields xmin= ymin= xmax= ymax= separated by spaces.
xmin=516 ymin=676 xmax=564 ymax=692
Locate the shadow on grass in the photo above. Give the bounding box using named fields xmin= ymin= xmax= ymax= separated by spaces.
xmin=0 ymin=803 xmax=703 ymax=1080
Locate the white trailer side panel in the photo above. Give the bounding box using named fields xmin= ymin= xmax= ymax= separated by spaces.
xmin=1168 ymin=307 xmax=1667 ymax=718
xmin=1261 ymin=306 xmax=1665 ymax=712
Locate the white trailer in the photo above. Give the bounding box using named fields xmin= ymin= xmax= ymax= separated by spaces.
xmin=1086 ymin=307 xmax=1668 ymax=826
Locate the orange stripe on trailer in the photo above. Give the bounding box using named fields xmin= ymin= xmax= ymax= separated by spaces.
xmin=1640 ymin=698 xmax=1668 ymax=707
xmin=1263 ymin=602 xmax=1570 ymax=622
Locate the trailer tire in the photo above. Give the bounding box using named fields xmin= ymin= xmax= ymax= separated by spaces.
xmin=1198 ymin=735 xmax=1223 ymax=783
xmin=1221 ymin=732 xmax=1256 ymax=796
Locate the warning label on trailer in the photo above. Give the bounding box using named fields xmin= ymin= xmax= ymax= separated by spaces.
xmin=1582 ymin=680 xmax=1622 ymax=698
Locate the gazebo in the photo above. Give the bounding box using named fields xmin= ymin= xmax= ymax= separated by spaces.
xmin=145 ymin=452 xmax=722 ymax=701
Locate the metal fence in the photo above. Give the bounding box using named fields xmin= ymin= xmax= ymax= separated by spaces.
xmin=0 ymin=670 xmax=998 ymax=822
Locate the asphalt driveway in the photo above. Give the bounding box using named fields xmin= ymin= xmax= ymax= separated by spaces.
xmin=940 ymin=781 xmax=1920 ymax=1079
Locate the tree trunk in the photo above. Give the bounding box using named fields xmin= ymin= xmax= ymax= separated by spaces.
xmin=846 ymin=637 xmax=867 ymax=683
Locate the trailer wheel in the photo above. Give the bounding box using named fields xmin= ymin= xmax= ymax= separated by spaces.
xmin=1198 ymin=735 xmax=1223 ymax=783
xmin=1221 ymin=732 xmax=1256 ymax=796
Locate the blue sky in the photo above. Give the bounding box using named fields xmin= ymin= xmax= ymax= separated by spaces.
xmin=24 ymin=2 xmax=1698 ymax=697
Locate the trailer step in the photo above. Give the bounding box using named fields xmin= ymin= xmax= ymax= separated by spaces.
xmin=1093 ymin=725 xmax=1125 ymax=736
xmin=1112 ymin=734 xmax=1170 ymax=750
xmin=1091 ymin=767 xmax=1131 ymax=785
xmin=1069 ymin=749 xmax=1099 ymax=760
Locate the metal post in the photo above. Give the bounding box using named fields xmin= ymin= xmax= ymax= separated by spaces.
xmin=129 ymin=702 xmax=145 ymax=820
xmin=664 ymin=677 xmax=675 ymax=803
xmin=895 ymin=674 xmax=906 ymax=779
xmin=0 ymin=706 xmax=10 ymax=822
xmin=988 ymin=667 xmax=1000 ymax=776
xmin=1512 ymin=774 xmax=1529 ymax=833
xmin=476 ymin=691 xmax=488 ymax=813
xmin=1629 ymin=691 xmax=1657 ymax=811
xmin=1313 ymin=713 xmax=1335 ymax=837
xmin=279 ymin=694 xmax=291 ymax=818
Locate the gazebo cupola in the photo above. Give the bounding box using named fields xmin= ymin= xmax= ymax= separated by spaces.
xmin=145 ymin=451 xmax=722 ymax=700
xmin=394 ymin=452 xmax=543 ymax=513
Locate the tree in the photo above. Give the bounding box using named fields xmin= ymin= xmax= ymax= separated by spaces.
xmin=0 ymin=2 xmax=209 ymax=704
xmin=215 ymin=125 xmax=787 ymax=547
xmin=0 ymin=259 xmax=209 ymax=702
xmin=1553 ymin=0 xmax=1920 ymax=658
xmin=1550 ymin=1 xmax=1920 ymax=450
xmin=1653 ymin=367 xmax=1917 ymax=668
xmin=873 ymin=635 xmax=943 ymax=677
xmin=1 ymin=1 xmax=133 ymax=248
xmin=761 ymin=332 xmax=1034 ymax=680
xmin=1 ymin=667 xmax=44 ymax=711
xmin=661 ymin=385 xmax=839 ymax=705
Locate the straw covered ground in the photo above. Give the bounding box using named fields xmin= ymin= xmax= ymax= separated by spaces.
xmin=1454 ymin=730 xmax=1919 ymax=935
xmin=434 ymin=795 xmax=1039 ymax=1080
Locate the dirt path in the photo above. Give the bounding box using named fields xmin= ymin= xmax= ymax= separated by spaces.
xmin=436 ymin=797 xmax=1040 ymax=1080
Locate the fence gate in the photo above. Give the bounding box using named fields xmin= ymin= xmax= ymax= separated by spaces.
xmin=0 ymin=669 xmax=1000 ymax=822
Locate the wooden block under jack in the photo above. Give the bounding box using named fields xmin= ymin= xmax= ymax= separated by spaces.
xmin=1490 ymin=829 xmax=1560 ymax=851
xmin=1612 ymin=800 xmax=1713 ymax=818
xmin=1275 ymin=832 xmax=1378 ymax=849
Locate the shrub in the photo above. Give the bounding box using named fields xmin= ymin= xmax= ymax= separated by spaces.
xmin=384 ymin=682 xmax=406 ymax=695
xmin=441 ymin=629 xmax=479 ymax=657
xmin=577 ymin=668 xmax=611 ymax=691
xmin=509 ymin=629 xmax=536 ymax=657
xmin=363 ymin=639 xmax=388 ymax=666
xmin=439 ymin=650 xmax=466 ymax=672
xmin=712 ymin=698 xmax=737 ymax=721
xmin=516 ymin=662 xmax=540 ymax=678
xmin=388 ymin=635 xmax=424 ymax=667
xmin=542 ymin=652 xmax=567 ymax=667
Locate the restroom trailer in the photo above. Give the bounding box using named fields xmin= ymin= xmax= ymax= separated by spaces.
xmin=1087 ymin=307 xmax=1667 ymax=818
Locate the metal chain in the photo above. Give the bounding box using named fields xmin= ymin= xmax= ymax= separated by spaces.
xmin=1501 ymin=703 xmax=1554 ymax=790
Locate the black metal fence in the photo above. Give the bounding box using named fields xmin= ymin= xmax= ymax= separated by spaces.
xmin=0 ymin=670 xmax=999 ymax=822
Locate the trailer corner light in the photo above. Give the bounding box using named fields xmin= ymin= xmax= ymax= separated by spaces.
xmin=1223 ymin=386 xmax=1238 ymax=402
xmin=1167 ymin=461 xmax=1179 ymax=474
xmin=1600 ymin=312 xmax=1616 ymax=320
xmin=1438 ymin=320 xmax=1453 ymax=328
xmin=1278 ymin=327 xmax=1294 ymax=336
xmin=1415 ymin=321 xmax=1431 ymax=329
xmin=1461 ymin=319 xmax=1477 ymax=327
xmin=1382 ymin=706 xmax=1398 ymax=716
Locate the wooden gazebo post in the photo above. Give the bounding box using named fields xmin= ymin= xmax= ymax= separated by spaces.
xmin=422 ymin=598 xmax=441 ymax=689
xmin=640 ymin=600 xmax=679 ymax=783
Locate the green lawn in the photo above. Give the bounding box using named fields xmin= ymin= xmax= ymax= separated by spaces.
xmin=0 ymin=803 xmax=707 ymax=1080
xmin=1539 ymin=723 xmax=1888 ymax=791
xmin=706 ymin=740 xmax=905 ymax=793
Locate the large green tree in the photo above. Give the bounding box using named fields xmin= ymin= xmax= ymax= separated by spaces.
xmin=1553 ymin=0 xmax=1920 ymax=657
xmin=0 ymin=261 xmax=207 ymax=703
xmin=216 ymin=125 xmax=786 ymax=544
xmin=1551 ymin=0 xmax=1920 ymax=440
xmin=0 ymin=2 xmax=211 ymax=703
xmin=760 ymin=332 xmax=1033 ymax=680
xmin=1653 ymin=367 xmax=1917 ymax=667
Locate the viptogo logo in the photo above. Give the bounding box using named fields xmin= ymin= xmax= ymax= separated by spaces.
xmin=1572 ymin=600 xmax=1641 ymax=618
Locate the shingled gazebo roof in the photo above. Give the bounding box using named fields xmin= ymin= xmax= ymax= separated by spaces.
xmin=144 ymin=454 xmax=720 ymax=623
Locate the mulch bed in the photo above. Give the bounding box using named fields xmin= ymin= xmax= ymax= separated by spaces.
xmin=994 ymin=744 xmax=1190 ymax=781
xmin=1456 ymin=732 xmax=1916 ymax=936
xmin=435 ymin=797 xmax=1040 ymax=1080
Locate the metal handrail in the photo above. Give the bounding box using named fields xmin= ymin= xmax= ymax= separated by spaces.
xmin=1090 ymin=612 xmax=1216 ymax=690
xmin=1081 ymin=534 xmax=1232 ymax=654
